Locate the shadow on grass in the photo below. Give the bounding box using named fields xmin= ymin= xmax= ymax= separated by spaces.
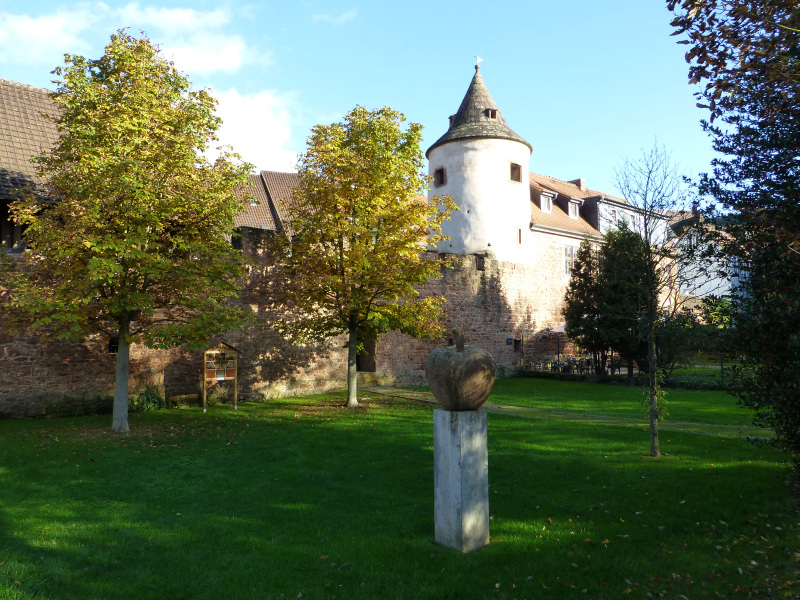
xmin=0 ymin=399 xmax=796 ymax=600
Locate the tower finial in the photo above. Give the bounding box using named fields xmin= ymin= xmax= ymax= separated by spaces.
xmin=474 ymin=55 xmax=483 ymax=69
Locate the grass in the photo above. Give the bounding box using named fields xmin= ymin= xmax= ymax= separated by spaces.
xmin=486 ymin=378 xmax=753 ymax=427
xmin=0 ymin=381 xmax=798 ymax=600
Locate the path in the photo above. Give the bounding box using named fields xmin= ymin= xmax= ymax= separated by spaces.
xmin=361 ymin=386 xmax=773 ymax=439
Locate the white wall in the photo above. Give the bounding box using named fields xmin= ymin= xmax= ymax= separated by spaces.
xmin=428 ymin=138 xmax=533 ymax=264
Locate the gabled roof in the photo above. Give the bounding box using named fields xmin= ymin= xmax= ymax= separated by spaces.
xmin=529 ymin=176 xmax=600 ymax=238
xmin=232 ymin=170 xmax=300 ymax=233
xmin=260 ymin=170 xmax=298 ymax=233
xmin=0 ymin=79 xmax=59 ymax=201
xmin=529 ymin=172 xmax=627 ymax=203
xmin=426 ymin=65 xmax=531 ymax=158
xmin=233 ymin=173 xmax=278 ymax=230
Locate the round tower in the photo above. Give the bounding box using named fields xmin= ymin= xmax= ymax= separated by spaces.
xmin=427 ymin=65 xmax=533 ymax=263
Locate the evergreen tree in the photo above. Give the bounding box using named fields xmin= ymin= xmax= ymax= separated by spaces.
xmin=563 ymin=239 xmax=609 ymax=375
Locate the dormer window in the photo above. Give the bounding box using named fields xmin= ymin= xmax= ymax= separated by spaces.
xmin=433 ymin=167 xmax=447 ymax=187
xmin=568 ymin=202 xmax=579 ymax=219
xmin=486 ymin=108 xmax=498 ymax=119
xmin=541 ymin=194 xmax=553 ymax=214
xmin=510 ymin=163 xmax=522 ymax=183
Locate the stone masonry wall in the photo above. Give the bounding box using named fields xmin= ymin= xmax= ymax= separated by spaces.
xmin=0 ymin=229 xmax=573 ymax=418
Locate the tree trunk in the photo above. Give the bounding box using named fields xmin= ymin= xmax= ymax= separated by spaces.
xmin=648 ymin=331 xmax=660 ymax=457
xmin=346 ymin=321 xmax=359 ymax=408
xmin=112 ymin=314 xmax=131 ymax=433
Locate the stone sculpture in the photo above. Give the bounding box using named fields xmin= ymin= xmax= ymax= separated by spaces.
xmin=426 ymin=327 xmax=496 ymax=553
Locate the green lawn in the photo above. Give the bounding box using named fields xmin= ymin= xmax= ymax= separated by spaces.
xmin=488 ymin=377 xmax=753 ymax=426
xmin=1 ymin=382 xmax=797 ymax=600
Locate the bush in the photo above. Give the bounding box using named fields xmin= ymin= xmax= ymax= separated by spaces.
xmin=129 ymin=384 xmax=166 ymax=412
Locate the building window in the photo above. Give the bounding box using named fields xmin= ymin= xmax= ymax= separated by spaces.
xmin=433 ymin=167 xmax=447 ymax=187
xmin=564 ymin=245 xmax=576 ymax=277
xmin=486 ymin=108 xmax=498 ymax=119
xmin=568 ymin=202 xmax=579 ymax=219
xmin=541 ymin=195 xmax=553 ymax=213
xmin=475 ymin=255 xmax=486 ymax=271
xmin=518 ymin=228 xmax=522 ymax=245
xmin=108 ymin=337 xmax=119 ymax=354
xmin=510 ymin=163 xmax=522 ymax=183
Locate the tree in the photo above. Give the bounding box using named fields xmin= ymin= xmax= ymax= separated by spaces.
xmin=614 ymin=144 xmax=688 ymax=457
xmin=597 ymin=223 xmax=652 ymax=378
xmin=277 ymin=106 xmax=456 ymax=408
xmin=668 ymin=0 xmax=800 ymax=475
xmin=563 ymin=239 xmax=609 ymax=375
xmin=1 ymin=31 xmax=252 ymax=432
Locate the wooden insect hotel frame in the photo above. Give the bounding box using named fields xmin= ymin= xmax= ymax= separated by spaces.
xmin=202 ymin=342 xmax=240 ymax=412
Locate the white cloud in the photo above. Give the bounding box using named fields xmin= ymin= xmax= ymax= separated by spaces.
xmin=163 ymin=35 xmax=251 ymax=75
xmin=0 ymin=3 xmax=262 ymax=76
xmin=114 ymin=2 xmax=232 ymax=35
xmin=0 ymin=8 xmax=96 ymax=66
xmin=312 ymin=10 xmax=357 ymax=26
xmin=209 ymin=88 xmax=298 ymax=173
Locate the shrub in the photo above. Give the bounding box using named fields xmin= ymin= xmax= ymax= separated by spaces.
xmin=129 ymin=384 xmax=166 ymax=412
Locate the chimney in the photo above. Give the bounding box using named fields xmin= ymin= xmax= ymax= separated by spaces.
xmin=568 ymin=178 xmax=585 ymax=191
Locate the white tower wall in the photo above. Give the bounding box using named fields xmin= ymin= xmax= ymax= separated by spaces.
xmin=428 ymin=138 xmax=532 ymax=264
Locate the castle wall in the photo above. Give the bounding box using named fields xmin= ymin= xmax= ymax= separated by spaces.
xmin=0 ymin=229 xmax=573 ymax=418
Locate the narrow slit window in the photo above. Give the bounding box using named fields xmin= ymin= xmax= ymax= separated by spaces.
xmin=433 ymin=167 xmax=447 ymax=187
xmin=510 ymin=163 xmax=522 ymax=183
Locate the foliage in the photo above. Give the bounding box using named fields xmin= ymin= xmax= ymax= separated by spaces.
xmin=562 ymin=239 xmax=609 ymax=374
xmin=0 ymin=31 xmax=252 ymax=433
xmin=655 ymin=309 xmax=701 ymax=374
xmin=277 ymin=105 xmax=456 ymax=407
xmin=597 ymin=223 xmax=653 ymax=373
xmin=129 ymin=384 xmax=166 ymax=412
xmin=668 ymin=0 xmax=800 ymax=474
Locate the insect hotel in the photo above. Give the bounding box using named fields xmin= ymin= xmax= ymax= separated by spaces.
xmin=203 ymin=342 xmax=240 ymax=412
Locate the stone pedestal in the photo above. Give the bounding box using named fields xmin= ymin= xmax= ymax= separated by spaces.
xmin=434 ymin=409 xmax=489 ymax=553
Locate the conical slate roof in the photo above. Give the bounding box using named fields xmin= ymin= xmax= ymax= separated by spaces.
xmin=426 ymin=65 xmax=531 ymax=158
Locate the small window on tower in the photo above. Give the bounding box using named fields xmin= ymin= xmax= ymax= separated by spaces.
xmin=486 ymin=108 xmax=498 ymax=119
xmin=434 ymin=167 xmax=447 ymax=188
xmin=510 ymin=163 xmax=522 ymax=183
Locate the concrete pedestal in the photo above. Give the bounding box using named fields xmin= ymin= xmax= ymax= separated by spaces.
xmin=434 ymin=409 xmax=489 ymax=553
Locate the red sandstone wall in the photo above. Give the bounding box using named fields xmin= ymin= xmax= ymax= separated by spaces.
xmin=0 ymin=229 xmax=575 ymax=418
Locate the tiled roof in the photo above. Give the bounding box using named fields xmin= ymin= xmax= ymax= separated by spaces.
xmin=260 ymin=170 xmax=299 ymax=234
xmin=529 ymin=172 xmax=627 ymax=203
xmin=529 ymin=177 xmax=600 ymax=237
xmin=0 ymin=79 xmax=59 ymax=200
xmin=426 ymin=65 xmax=531 ymax=157
xmin=233 ymin=174 xmax=277 ymax=230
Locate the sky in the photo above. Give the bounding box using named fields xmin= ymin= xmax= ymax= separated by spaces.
xmin=0 ymin=0 xmax=713 ymax=198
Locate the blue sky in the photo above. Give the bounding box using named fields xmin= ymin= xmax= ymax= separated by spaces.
xmin=0 ymin=0 xmax=710 ymax=198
